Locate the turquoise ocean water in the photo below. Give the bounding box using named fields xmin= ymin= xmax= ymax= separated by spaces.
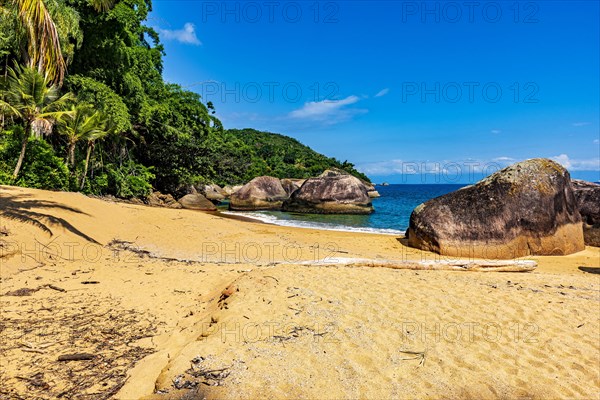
xmin=221 ymin=184 xmax=465 ymax=235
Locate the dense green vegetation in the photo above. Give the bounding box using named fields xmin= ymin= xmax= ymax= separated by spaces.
xmin=223 ymin=129 xmax=369 ymax=183
xmin=0 ymin=0 xmax=368 ymax=199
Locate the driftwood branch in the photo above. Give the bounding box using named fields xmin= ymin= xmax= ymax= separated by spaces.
xmin=399 ymin=350 xmax=426 ymax=366
xmin=297 ymin=258 xmax=537 ymax=272
xmin=44 ymin=284 xmax=66 ymax=292
xmin=57 ymin=353 xmax=95 ymax=361
xmin=5 ymin=284 xmax=66 ymax=296
xmin=21 ymin=348 xmax=45 ymax=354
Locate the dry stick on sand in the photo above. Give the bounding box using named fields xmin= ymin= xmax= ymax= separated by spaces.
xmin=57 ymin=353 xmax=95 ymax=361
xmin=5 ymin=284 xmax=66 ymax=296
xmin=21 ymin=348 xmax=46 ymax=354
xmin=44 ymin=284 xmax=67 ymax=292
xmin=399 ymin=350 xmax=426 ymax=366
xmin=20 ymin=340 xmax=59 ymax=354
xmin=295 ymin=258 xmax=537 ymax=272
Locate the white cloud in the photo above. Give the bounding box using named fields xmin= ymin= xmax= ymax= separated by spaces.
xmin=572 ymin=122 xmax=590 ymax=127
xmin=490 ymin=129 xmax=501 ymax=134
xmin=158 ymin=23 xmax=201 ymax=45
xmin=290 ymin=96 xmax=359 ymax=118
xmin=375 ymin=88 xmax=390 ymax=97
xmin=289 ymin=95 xmax=367 ymax=124
xmin=551 ymin=154 xmax=600 ymax=171
xmin=593 ymin=139 xmax=599 ymax=145
xmin=492 ymin=156 xmax=515 ymax=164
xmin=357 ymin=159 xmax=406 ymax=175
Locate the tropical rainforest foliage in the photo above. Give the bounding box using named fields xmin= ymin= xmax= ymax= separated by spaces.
xmin=0 ymin=0 xmax=368 ymax=199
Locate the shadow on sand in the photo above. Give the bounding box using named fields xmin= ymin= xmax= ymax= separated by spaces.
xmin=578 ymin=266 xmax=600 ymax=275
xmin=0 ymin=188 xmax=99 ymax=244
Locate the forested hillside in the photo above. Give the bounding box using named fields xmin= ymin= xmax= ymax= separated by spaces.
xmin=0 ymin=0 xmax=368 ymax=199
xmin=223 ymin=129 xmax=369 ymax=183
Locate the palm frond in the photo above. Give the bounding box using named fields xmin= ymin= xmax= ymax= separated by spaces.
xmin=14 ymin=0 xmax=66 ymax=85
xmin=0 ymin=99 xmax=19 ymax=117
xmin=3 ymin=64 xmax=74 ymax=123
xmin=89 ymin=0 xmax=115 ymax=12
xmin=57 ymin=102 xmax=108 ymax=143
xmin=37 ymin=108 xmax=73 ymax=120
xmin=42 ymin=91 xmax=74 ymax=112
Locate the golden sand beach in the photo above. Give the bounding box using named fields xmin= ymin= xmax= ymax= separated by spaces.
xmin=1 ymin=185 xmax=599 ymax=399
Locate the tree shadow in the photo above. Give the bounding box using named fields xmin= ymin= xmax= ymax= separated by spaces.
xmin=578 ymin=267 xmax=600 ymax=275
xmin=0 ymin=191 xmax=99 ymax=244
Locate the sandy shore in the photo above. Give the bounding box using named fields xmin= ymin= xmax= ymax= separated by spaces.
xmin=1 ymin=185 xmax=599 ymax=399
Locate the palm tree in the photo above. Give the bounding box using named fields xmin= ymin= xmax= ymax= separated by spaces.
xmin=4 ymin=0 xmax=116 ymax=85
xmin=57 ymin=102 xmax=107 ymax=169
xmin=80 ymin=123 xmax=111 ymax=190
xmin=1 ymin=63 xmax=73 ymax=178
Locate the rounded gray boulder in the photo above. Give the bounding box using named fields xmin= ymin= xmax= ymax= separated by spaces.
xmin=229 ymin=176 xmax=289 ymax=211
xmin=178 ymin=194 xmax=217 ymax=211
xmin=407 ymin=158 xmax=585 ymax=259
xmin=282 ymin=170 xmax=373 ymax=214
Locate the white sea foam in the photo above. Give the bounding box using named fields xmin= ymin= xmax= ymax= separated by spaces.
xmin=221 ymin=211 xmax=405 ymax=236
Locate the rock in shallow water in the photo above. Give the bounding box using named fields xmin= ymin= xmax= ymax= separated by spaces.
xmin=282 ymin=170 xmax=373 ymax=214
xmin=199 ymin=184 xmax=226 ymax=202
xmin=229 ymin=176 xmax=289 ymax=211
xmin=407 ymin=158 xmax=584 ymax=259
xmin=178 ymin=194 xmax=217 ymax=211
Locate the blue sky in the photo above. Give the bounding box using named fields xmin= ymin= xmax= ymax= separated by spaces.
xmin=149 ymin=1 xmax=599 ymax=183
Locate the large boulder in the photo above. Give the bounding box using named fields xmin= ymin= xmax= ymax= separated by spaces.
xmin=146 ymin=191 xmax=182 ymax=209
xmin=321 ymin=168 xmax=378 ymax=197
xmin=280 ymin=179 xmax=305 ymax=196
xmin=222 ymin=185 xmax=241 ymax=197
xmin=360 ymin=179 xmax=379 ymax=198
xmin=178 ymin=194 xmax=217 ymax=211
xmin=222 ymin=185 xmax=245 ymax=197
xmin=362 ymin=181 xmax=376 ymax=192
xmin=319 ymin=168 xmax=346 ymax=178
xmin=407 ymin=158 xmax=584 ymax=259
xmin=229 ymin=176 xmax=289 ymax=211
xmin=571 ymin=179 xmax=600 ymax=247
xmin=282 ymin=170 xmax=373 ymax=214
xmin=199 ymin=184 xmax=226 ymax=202
xmin=222 ymin=185 xmax=235 ymax=196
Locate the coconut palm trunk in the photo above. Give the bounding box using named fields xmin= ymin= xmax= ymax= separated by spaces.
xmin=80 ymin=141 xmax=94 ymax=190
xmin=13 ymin=120 xmax=32 ymax=179
xmin=68 ymin=139 xmax=76 ymax=168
